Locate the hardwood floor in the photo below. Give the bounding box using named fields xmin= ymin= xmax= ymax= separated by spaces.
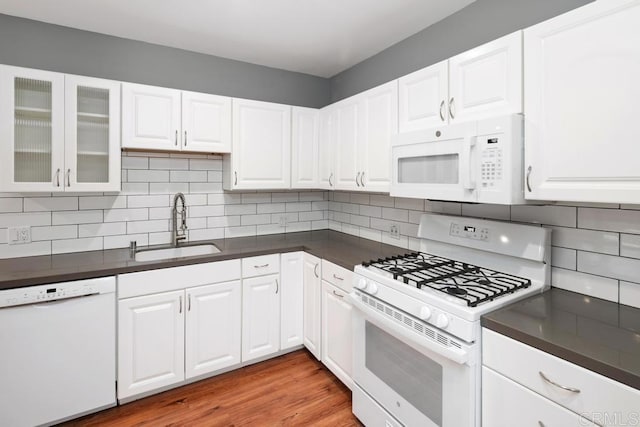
xmin=61 ymin=350 xmax=361 ymax=426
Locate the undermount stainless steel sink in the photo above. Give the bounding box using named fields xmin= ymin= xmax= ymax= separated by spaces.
xmin=134 ymin=244 xmax=221 ymax=262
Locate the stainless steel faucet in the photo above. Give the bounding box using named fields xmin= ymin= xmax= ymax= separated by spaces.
xmin=172 ymin=193 xmax=187 ymax=247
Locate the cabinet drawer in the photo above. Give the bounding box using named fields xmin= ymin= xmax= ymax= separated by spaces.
xmin=321 ymin=260 xmax=353 ymax=293
xmin=483 ymin=328 xmax=640 ymax=425
xmin=483 ymin=366 xmax=596 ymax=427
xmin=242 ymin=254 xmax=280 ymax=278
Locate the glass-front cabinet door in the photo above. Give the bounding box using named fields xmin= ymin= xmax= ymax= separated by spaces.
xmin=0 ymin=65 xmax=65 ymax=192
xmin=64 ymin=75 xmax=121 ymax=192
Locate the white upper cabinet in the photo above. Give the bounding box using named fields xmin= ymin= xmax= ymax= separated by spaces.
xmin=181 ymin=91 xmax=231 ymax=153
xmin=397 ymin=31 xmax=522 ymax=133
xmin=449 ymin=31 xmax=523 ymax=123
xmin=64 ymin=75 xmax=121 ymax=192
xmin=122 ymin=83 xmax=181 ymax=151
xmin=334 ymin=81 xmax=398 ymax=192
xmin=398 ymin=60 xmax=448 ymax=132
xmin=291 ymin=107 xmax=320 ymax=189
xmin=318 ymin=105 xmax=336 ymax=190
xmin=224 ymin=98 xmax=291 ymax=190
xmin=360 ymin=81 xmax=398 ymax=192
xmin=524 ymin=0 xmax=640 ymax=203
xmin=0 ymin=66 xmax=120 ymax=192
xmin=122 ymin=83 xmax=231 ymax=153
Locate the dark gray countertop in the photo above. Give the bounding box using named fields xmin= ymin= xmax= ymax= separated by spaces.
xmin=0 ymin=230 xmax=406 ymax=290
xmin=482 ymin=288 xmax=640 ymax=390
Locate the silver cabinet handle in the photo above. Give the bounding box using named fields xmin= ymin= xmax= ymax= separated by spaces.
xmin=254 ymin=263 xmax=269 ymax=268
xmin=275 ymin=278 xmax=279 ymax=294
xmin=360 ymin=171 xmax=365 ymax=187
xmin=333 ymin=290 xmax=344 ymax=298
xmin=184 ymin=130 xmax=187 ymax=147
xmin=188 ymin=294 xmax=191 ymax=311
xmin=66 ymin=168 xmax=71 ymax=187
xmin=179 ymin=295 xmax=183 ymax=314
xmin=175 ymin=130 xmax=178 ymax=146
xmin=439 ymin=100 xmax=446 ymax=122
xmin=333 ymin=274 xmax=344 ymax=281
xmin=234 ymin=171 xmax=238 ymax=185
xmin=328 ymin=172 xmax=333 ymax=187
xmin=313 ymin=263 xmax=319 ymax=278
xmin=356 ymin=172 xmax=361 ymax=187
xmin=526 ymin=165 xmax=532 ymax=192
xmin=55 ymin=168 xmax=60 ymax=187
xmin=539 ymin=371 xmax=581 ymax=393
xmin=449 ymin=97 xmax=455 ymax=119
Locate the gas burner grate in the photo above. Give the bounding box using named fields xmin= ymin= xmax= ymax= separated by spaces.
xmin=363 ymin=252 xmax=531 ymax=307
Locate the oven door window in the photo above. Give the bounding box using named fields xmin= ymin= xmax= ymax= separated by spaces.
xmin=365 ymin=321 xmax=443 ymax=426
xmin=397 ymin=154 xmax=459 ymax=184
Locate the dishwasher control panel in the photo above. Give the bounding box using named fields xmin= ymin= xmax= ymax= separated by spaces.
xmin=0 ymin=277 xmax=114 ymax=308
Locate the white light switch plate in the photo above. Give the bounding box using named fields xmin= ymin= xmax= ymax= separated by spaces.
xmin=8 ymin=226 xmax=31 ymax=245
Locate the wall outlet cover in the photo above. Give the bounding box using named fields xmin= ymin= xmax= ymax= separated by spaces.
xmin=8 ymin=226 xmax=31 ymax=245
xmin=389 ymin=224 xmax=400 ymax=239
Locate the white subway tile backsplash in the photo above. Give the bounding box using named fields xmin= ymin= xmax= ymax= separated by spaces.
xmin=149 ymin=182 xmax=189 ymax=194
xmin=257 ymin=223 xmax=284 ymax=235
xmin=359 ymin=227 xmax=382 ymax=242
xmin=170 ymin=170 xmax=208 ymax=182
xmin=224 ymin=225 xmax=256 ymax=238
xmin=189 ymin=159 xmax=222 ymax=170
xmin=577 ymin=251 xmax=640 ymax=284
xmin=24 ymin=197 xmax=78 ymax=212
xmin=286 ymin=221 xmax=311 ymax=233
xmin=207 ymin=216 xmax=240 ymax=228
xmin=189 ymin=182 xmax=222 ymax=193
xmin=370 ymin=194 xmax=395 ymax=207
xmin=149 ymin=158 xmax=189 ymax=170
xmin=621 ymin=234 xmax=640 ymax=259
xmin=578 ymin=207 xmax=640 ymax=234
xmin=0 ymin=198 xmax=22 ymax=213
xmin=208 ymin=193 xmax=242 ymax=205
xmin=207 ymin=171 xmax=223 ymax=182
xmin=299 ymin=192 xmax=326 ymax=202
xmin=52 ymin=237 xmax=103 ymax=255
xmin=0 ymin=241 xmax=50 ymax=258
xmin=312 ymin=220 xmax=328 ymax=230
xmin=350 ymin=214 xmax=370 ymax=228
xmin=79 ymin=222 xmax=126 ymax=237
xmin=299 ymin=211 xmax=324 ymax=221
xmin=241 ymin=193 xmax=272 ymax=204
xmin=52 ymin=210 xmax=102 ymax=225
xmin=189 ymin=228 xmax=224 ymax=241
xmin=272 ymin=212 xmax=298 ymax=224
xmin=121 ymin=156 xmax=149 ymax=169
xmin=395 ymin=197 xmax=424 ymax=211
xmin=286 ymin=202 xmax=312 ymax=212
xmin=461 ymin=203 xmax=510 ymax=221
xmin=188 ymin=217 xmax=208 ymax=230
xmin=360 ymin=205 xmax=382 ymax=218
xmin=349 ymin=193 xmax=370 ymax=205
xmin=127 ymin=220 xmax=169 ymax=234
xmin=312 ymin=201 xmax=329 ymax=211
xmin=79 ymin=195 xmax=126 ymax=210
xmin=620 ymin=281 xmax=640 ymax=309
xmin=332 ymin=192 xmax=350 ymax=203
xmin=551 ymin=268 xmax=618 ymax=302
xmin=551 ymin=247 xmax=577 ymax=270
xmin=121 ymin=183 xmax=149 ymax=195
xmin=127 ymin=169 xmax=169 ymax=182
xmin=104 ymin=233 xmax=148 ymax=250
xmin=271 ymin=192 xmax=299 ymax=203
xmin=148 ymin=232 xmax=171 ymax=246
xmin=189 ymin=205 xmax=225 ymax=218
xmin=149 ymin=207 xmax=171 ymax=220
xmin=257 ymin=203 xmax=286 ymax=214
xmin=340 ymin=203 xmax=359 ymax=214
xmin=225 ymin=204 xmax=256 ymax=215
xmin=103 ymin=208 xmax=148 ymax=223
xmin=550 ymin=226 xmax=619 ymax=255
xmin=127 ymin=195 xmax=169 ymax=208
xmin=511 ymin=205 xmax=576 ymax=227
xmin=425 ymin=201 xmax=462 ymax=215
xmin=382 ymin=207 xmax=409 ymax=222
xmin=31 ymin=225 xmax=77 ymax=241
xmin=241 ymin=214 xmax=272 ymax=226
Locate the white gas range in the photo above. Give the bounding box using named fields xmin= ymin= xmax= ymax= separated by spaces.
xmin=350 ymin=213 xmax=550 ymax=427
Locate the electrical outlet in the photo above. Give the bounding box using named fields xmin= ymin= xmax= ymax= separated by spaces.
xmin=279 ymin=215 xmax=287 ymax=228
xmin=389 ymin=224 xmax=400 ymax=239
xmin=8 ymin=226 xmax=31 ymax=245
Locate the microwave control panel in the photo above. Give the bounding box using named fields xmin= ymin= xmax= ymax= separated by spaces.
xmin=480 ymin=136 xmax=503 ymax=188
xmin=449 ymin=223 xmax=489 ymax=241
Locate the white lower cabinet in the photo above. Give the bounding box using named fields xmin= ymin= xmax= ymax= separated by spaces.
xmin=118 ymin=290 xmax=185 ymax=399
xmin=321 ymin=280 xmax=353 ymax=389
xmin=280 ymin=252 xmax=304 ymax=350
xmin=242 ymin=274 xmax=281 ymax=362
xmin=185 ymin=281 xmax=241 ymax=379
xmin=303 ymin=252 xmax=322 ymax=359
xmin=483 ymin=366 xmax=596 ymax=427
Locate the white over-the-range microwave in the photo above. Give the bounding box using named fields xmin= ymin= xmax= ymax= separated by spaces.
xmin=391 ymin=114 xmax=525 ymax=204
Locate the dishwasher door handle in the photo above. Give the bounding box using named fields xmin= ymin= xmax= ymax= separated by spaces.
xmin=15 ymin=293 xmax=101 ymax=309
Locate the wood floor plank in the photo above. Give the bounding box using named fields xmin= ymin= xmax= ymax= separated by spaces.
xmin=60 ymin=350 xmax=361 ymax=427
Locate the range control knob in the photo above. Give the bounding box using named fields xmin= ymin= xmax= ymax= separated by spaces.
xmin=356 ymin=278 xmax=368 ymax=290
xmin=435 ymin=313 xmax=449 ymax=328
xmin=367 ymin=282 xmax=379 ymax=295
xmin=419 ymin=306 xmax=432 ymax=321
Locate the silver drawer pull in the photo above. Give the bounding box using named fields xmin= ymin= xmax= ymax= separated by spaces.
xmin=333 ymin=274 xmax=344 ymax=281
xmin=254 ymin=263 xmax=269 ymax=268
xmin=333 ymin=290 xmax=344 ymax=298
xmin=539 ymin=371 xmax=581 ymax=393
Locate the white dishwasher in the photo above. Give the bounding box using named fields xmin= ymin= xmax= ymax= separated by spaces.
xmin=0 ymin=276 xmax=116 ymax=427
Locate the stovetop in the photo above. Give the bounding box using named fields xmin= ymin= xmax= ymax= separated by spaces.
xmin=362 ymin=252 xmax=531 ymax=308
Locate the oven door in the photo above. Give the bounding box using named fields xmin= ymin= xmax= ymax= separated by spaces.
xmin=351 ymin=292 xmax=479 ymax=427
xmin=391 ymin=122 xmax=478 ymax=202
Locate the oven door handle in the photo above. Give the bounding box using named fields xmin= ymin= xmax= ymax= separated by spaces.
xmin=350 ymin=294 xmax=469 ymax=365
xmin=461 ymin=135 xmax=477 ymax=190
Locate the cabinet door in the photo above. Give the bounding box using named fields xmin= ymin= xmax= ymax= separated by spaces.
xmin=64 ymin=75 xmax=121 ymax=192
xmin=334 ymin=97 xmax=361 ymax=190
xmin=318 ymin=106 xmax=336 ymax=189
xmin=242 ymin=274 xmax=280 ymax=362
xmin=483 ymin=367 xmax=597 ymax=427
xmin=0 ymin=65 xmax=65 ymax=192
xmin=449 ymin=31 xmax=522 ymax=123
xmin=181 ymin=91 xmax=231 ymax=153
xmin=398 ymin=60 xmax=448 ymax=132
xmin=303 ymin=253 xmax=322 ymax=360
xmin=321 ymin=280 xmax=353 ymax=389
xmin=291 ymin=107 xmax=320 ymax=189
xmin=231 ymin=99 xmax=291 ymax=190
xmin=280 ymin=252 xmax=304 ymax=350
xmin=118 ymin=290 xmax=185 ymax=399
xmin=360 ymin=81 xmax=398 ymax=193
xmin=185 ymin=281 xmax=241 ymax=379
xmin=524 ymin=0 xmax=640 ymax=203
xmin=121 ymin=82 xmax=181 ymax=150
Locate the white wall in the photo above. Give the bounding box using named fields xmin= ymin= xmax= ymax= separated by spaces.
xmin=327 ymin=191 xmax=640 ymax=308
xmin=0 ymin=152 xmax=328 ymax=258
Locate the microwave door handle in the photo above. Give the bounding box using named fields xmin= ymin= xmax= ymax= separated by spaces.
xmin=461 ymin=136 xmax=477 ymax=190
